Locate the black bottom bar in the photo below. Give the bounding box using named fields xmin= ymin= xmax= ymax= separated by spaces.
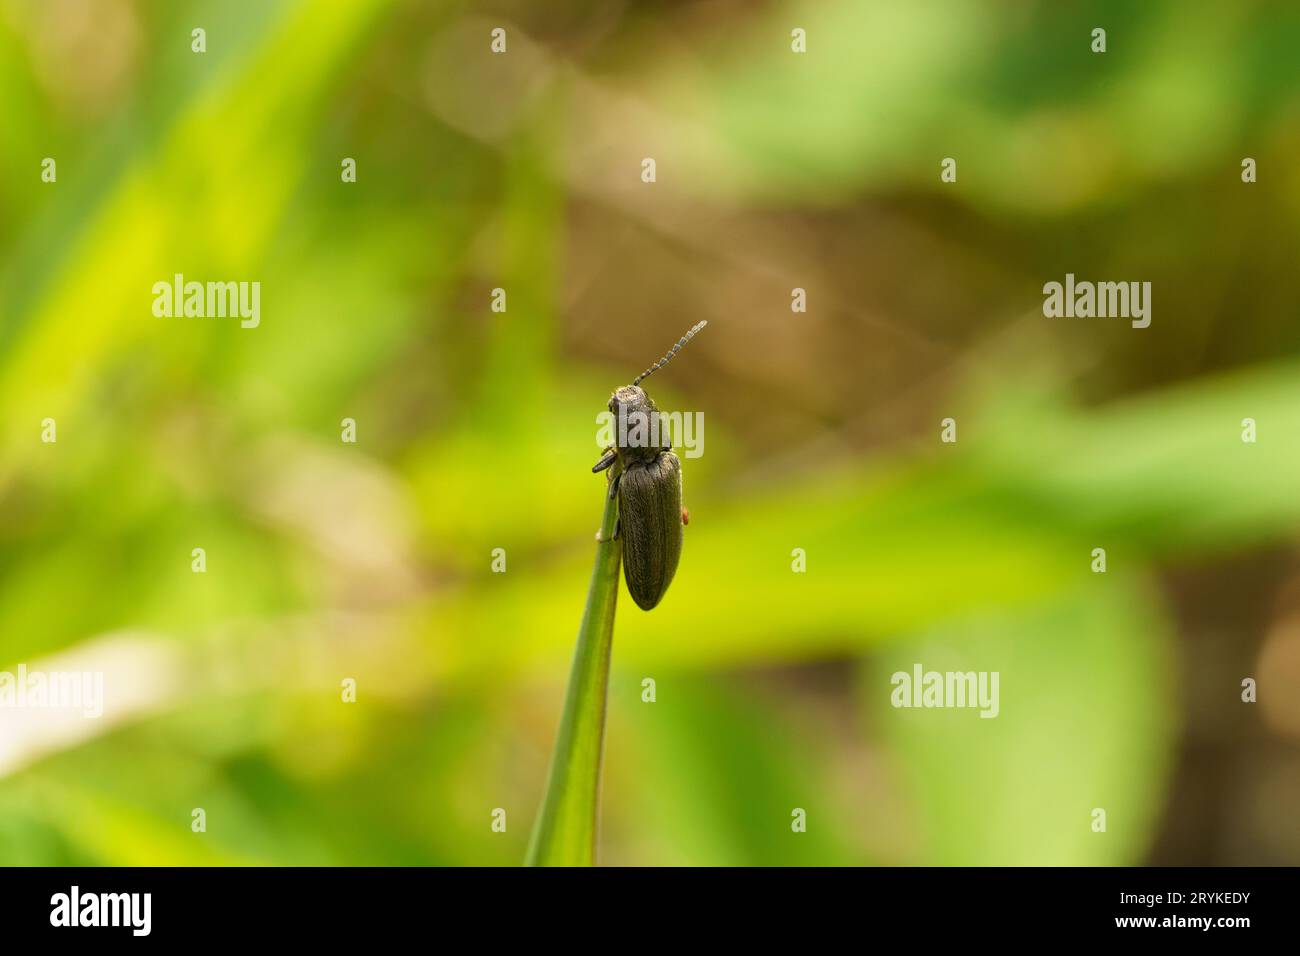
xmin=0 ymin=866 xmax=1290 ymax=942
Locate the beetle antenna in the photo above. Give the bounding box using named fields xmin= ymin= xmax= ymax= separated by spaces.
xmin=633 ymin=321 xmax=708 ymax=386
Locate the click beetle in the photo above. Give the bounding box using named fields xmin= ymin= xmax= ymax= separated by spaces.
xmin=593 ymin=321 xmax=707 ymax=610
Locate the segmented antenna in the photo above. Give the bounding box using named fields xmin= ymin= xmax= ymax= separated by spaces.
xmin=632 ymin=321 xmax=708 ymax=386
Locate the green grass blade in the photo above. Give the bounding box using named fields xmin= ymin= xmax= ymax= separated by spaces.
xmin=525 ymin=476 xmax=622 ymax=866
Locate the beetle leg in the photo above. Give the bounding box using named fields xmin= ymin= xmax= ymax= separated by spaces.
xmin=595 ymin=459 xmax=622 ymax=541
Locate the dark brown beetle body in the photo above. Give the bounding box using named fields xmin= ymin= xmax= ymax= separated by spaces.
xmin=592 ymin=322 xmax=706 ymax=611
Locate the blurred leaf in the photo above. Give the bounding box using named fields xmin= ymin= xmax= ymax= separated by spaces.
xmin=863 ymin=580 xmax=1175 ymax=864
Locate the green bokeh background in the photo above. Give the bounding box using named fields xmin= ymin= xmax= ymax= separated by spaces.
xmin=1 ymin=0 xmax=1298 ymax=865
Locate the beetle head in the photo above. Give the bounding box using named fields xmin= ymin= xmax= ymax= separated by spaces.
xmin=609 ymin=385 xmax=666 ymax=459
xmin=610 ymin=384 xmax=654 ymax=418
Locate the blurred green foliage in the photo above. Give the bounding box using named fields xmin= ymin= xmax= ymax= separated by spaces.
xmin=1 ymin=0 xmax=1298 ymax=865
